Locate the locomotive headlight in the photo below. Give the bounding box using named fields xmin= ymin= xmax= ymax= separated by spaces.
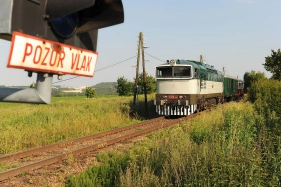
xmin=179 ymin=95 xmax=186 ymax=99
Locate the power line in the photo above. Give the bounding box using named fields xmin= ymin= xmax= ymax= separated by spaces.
xmin=53 ymin=76 xmax=77 ymax=84
xmin=94 ymin=55 xmax=137 ymax=72
xmin=53 ymin=55 xmax=137 ymax=84
xmin=52 ymin=53 xmax=165 ymax=85
xmin=144 ymin=52 xmax=166 ymax=62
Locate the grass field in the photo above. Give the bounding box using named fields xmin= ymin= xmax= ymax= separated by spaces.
xmin=0 ymin=95 xmax=156 ymax=155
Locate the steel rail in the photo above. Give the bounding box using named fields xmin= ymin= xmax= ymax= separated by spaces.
xmin=0 ymin=113 xmax=198 ymax=182
xmin=0 ymin=117 xmax=173 ymax=181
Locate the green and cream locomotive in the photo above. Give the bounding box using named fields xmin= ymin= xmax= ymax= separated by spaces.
xmin=154 ymin=59 xmax=240 ymax=116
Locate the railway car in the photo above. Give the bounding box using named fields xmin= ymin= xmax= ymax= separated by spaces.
xmin=223 ymin=75 xmax=238 ymax=102
xmin=154 ymin=59 xmax=241 ymax=116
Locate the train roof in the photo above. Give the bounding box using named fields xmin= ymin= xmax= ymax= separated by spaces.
xmin=159 ymin=59 xmax=223 ymax=74
xmin=224 ymin=74 xmax=238 ymax=80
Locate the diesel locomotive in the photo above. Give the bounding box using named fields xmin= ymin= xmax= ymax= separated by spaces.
xmin=154 ymin=59 xmax=244 ymax=116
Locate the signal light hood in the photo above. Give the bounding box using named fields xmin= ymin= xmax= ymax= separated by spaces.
xmin=45 ymin=0 xmax=96 ymax=21
xmin=45 ymin=0 xmax=124 ymax=34
xmin=77 ymin=0 xmax=125 ymax=33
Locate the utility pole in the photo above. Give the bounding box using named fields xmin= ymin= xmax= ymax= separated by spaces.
xmin=140 ymin=32 xmax=148 ymax=117
xmin=133 ymin=32 xmax=148 ymax=117
xmin=133 ymin=33 xmax=141 ymax=106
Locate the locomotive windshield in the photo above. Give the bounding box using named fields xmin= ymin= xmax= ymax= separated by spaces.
xmin=156 ymin=67 xmax=173 ymax=77
xmin=156 ymin=66 xmax=191 ymax=78
xmin=174 ymin=66 xmax=191 ymax=77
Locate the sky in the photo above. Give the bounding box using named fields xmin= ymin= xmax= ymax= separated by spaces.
xmin=0 ymin=0 xmax=280 ymax=87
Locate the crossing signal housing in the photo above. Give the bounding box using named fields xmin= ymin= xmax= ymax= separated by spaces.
xmin=0 ymin=0 xmax=124 ymax=51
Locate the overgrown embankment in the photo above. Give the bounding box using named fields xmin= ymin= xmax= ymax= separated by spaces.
xmin=65 ymin=79 xmax=281 ymax=186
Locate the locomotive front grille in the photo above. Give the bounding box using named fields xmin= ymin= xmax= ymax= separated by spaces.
xmin=155 ymin=103 xmax=197 ymax=116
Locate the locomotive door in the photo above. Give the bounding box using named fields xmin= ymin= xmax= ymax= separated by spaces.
xmin=200 ymin=72 xmax=206 ymax=91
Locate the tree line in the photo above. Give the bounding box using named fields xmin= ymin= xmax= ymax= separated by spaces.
xmin=243 ymin=49 xmax=281 ymax=93
xmin=116 ymin=73 xmax=156 ymax=96
xmin=67 ymin=72 xmax=157 ymax=98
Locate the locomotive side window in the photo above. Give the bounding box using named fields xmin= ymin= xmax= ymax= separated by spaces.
xmin=156 ymin=67 xmax=172 ymax=77
xmin=194 ymin=68 xmax=198 ymax=78
xmin=206 ymin=70 xmax=220 ymax=81
xmin=174 ymin=66 xmax=191 ymax=78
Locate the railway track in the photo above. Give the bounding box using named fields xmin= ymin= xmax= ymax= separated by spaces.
xmin=0 ymin=115 xmax=195 ymax=183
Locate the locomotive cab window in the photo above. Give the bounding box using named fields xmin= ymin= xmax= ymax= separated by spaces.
xmin=174 ymin=66 xmax=191 ymax=78
xmin=156 ymin=67 xmax=172 ymax=77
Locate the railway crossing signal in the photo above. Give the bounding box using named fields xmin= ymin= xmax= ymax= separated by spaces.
xmin=0 ymin=0 xmax=124 ymax=104
xmin=0 ymin=0 xmax=124 ymax=50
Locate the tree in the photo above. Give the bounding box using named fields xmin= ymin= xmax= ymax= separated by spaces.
xmin=135 ymin=73 xmax=156 ymax=94
xmin=116 ymin=77 xmax=133 ymax=96
xmin=263 ymin=49 xmax=281 ymax=81
xmin=243 ymin=71 xmax=267 ymax=93
xmin=85 ymin=87 xmax=97 ymax=98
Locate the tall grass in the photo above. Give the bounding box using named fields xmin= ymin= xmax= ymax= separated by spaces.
xmin=247 ymin=79 xmax=281 ymax=186
xmin=65 ymin=102 xmax=281 ymax=186
xmin=0 ymin=96 xmax=143 ymax=155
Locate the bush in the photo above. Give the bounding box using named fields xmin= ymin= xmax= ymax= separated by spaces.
xmin=248 ymin=79 xmax=281 ymax=133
